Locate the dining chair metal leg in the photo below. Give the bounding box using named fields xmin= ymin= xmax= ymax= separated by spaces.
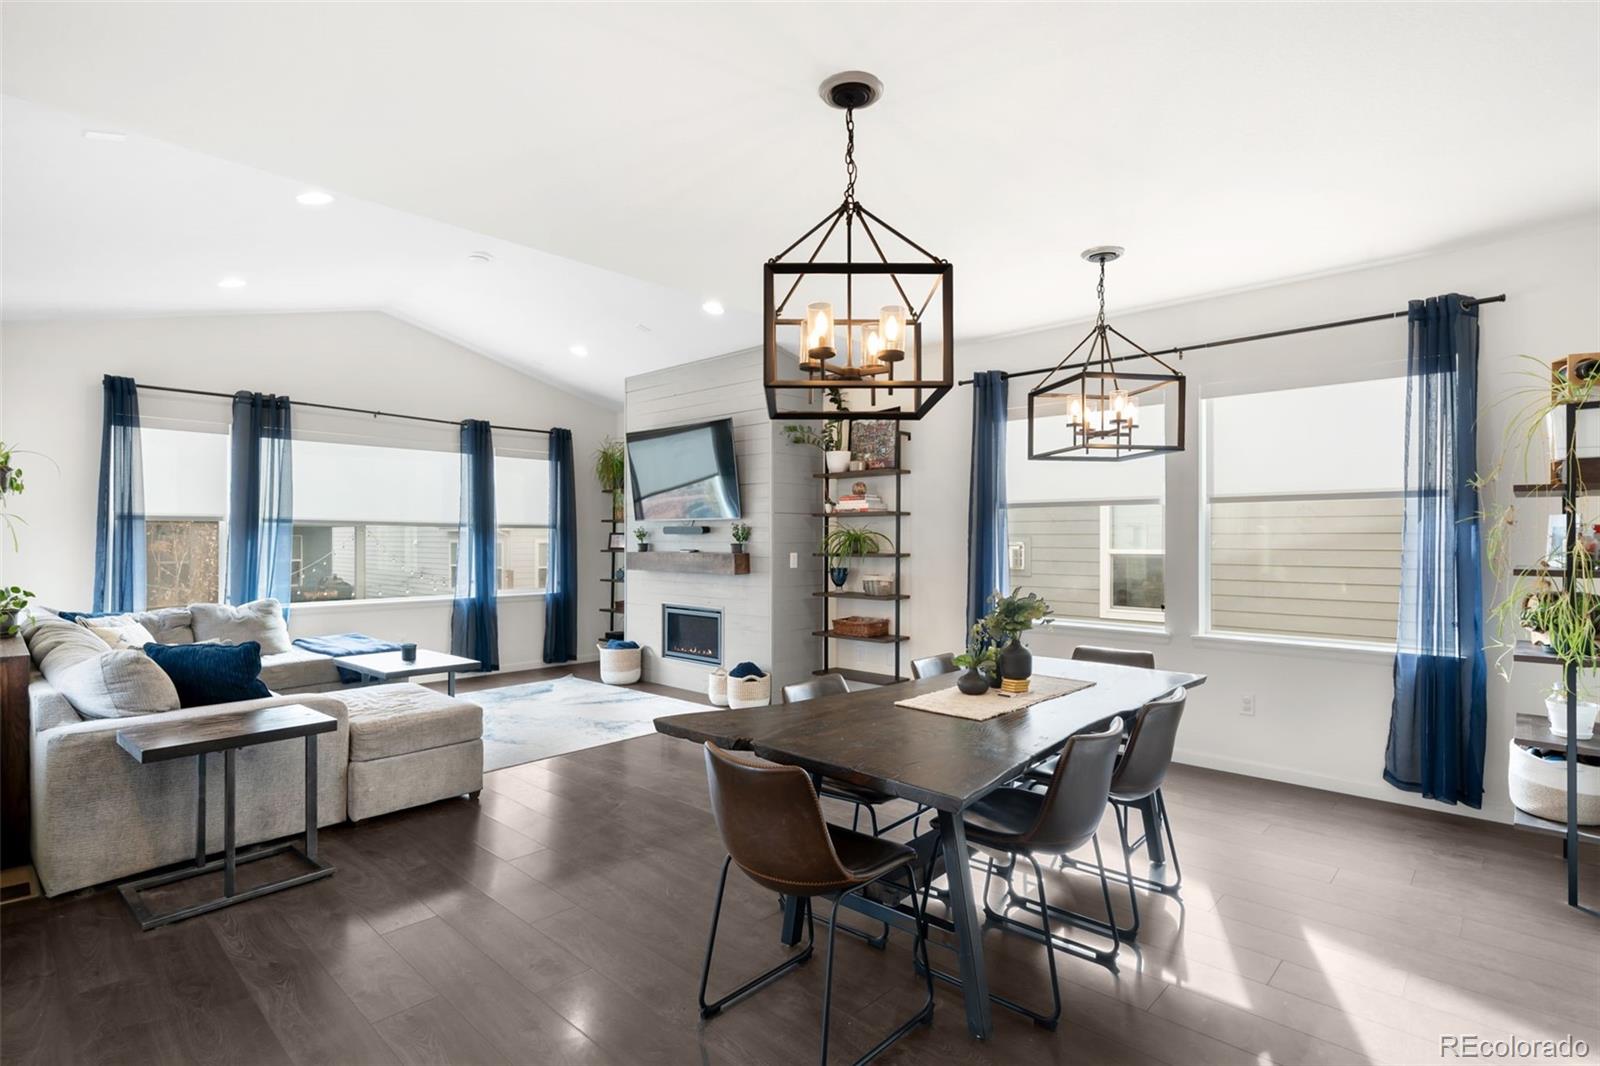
xmin=997 ymin=834 xmax=1123 ymax=968
xmin=700 ymin=856 xmax=816 ymax=1019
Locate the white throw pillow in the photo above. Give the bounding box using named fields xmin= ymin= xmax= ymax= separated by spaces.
xmin=189 ymin=599 xmax=293 ymax=655
xmin=80 ymin=617 xmax=158 ymax=651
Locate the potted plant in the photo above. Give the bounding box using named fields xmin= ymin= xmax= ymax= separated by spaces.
xmin=1544 ymin=682 xmax=1599 ymax=740
xmin=821 ymin=525 xmax=890 ymax=588
xmin=953 ymin=619 xmax=998 ymax=695
xmin=634 ymin=526 xmax=651 ymax=552
xmin=782 ymin=422 xmax=850 ymax=474
xmin=0 ymin=440 xmax=50 ymax=551
xmin=730 ymin=522 xmax=752 ymax=554
xmin=0 ymin=586 xmax=34 ymax=638
xmin=594 ymin=437 xmax=626 ymax=521
xmin=983 ymin=589 xmax=1054 ymax=683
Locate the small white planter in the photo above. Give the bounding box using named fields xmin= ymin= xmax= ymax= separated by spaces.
xmin=707 ymin=667 xmax=729 ymax=707
xmin=825 ymin=450 xmax=851 ymax=474
xmin=1545 ymin=695 xmax=1599 ymax=740
xmin=1507 ymin=740 xmax=1600 ymax=825
xmin=597 ymin=643 xmax=642 ymax=685
xmin=726 ymin=673 xmax=772 ymax=709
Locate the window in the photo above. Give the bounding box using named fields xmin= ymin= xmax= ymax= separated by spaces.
xmin=1004 ymin=407 xmax=1165 ymax=625
xmin=1204 ymin=378 xmax=1405 ymax=645
xmin=142 ymin=427 xmax=229 ymax=608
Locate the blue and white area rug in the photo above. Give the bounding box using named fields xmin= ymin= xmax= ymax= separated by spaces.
xmin=475 ymin=675 xmax=706 ymax=771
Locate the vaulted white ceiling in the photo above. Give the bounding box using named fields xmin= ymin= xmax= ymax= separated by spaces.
xmin=4 ymin=2 xmax=1597 ymax=402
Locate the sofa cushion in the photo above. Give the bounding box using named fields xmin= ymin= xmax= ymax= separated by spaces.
xmin=338 ymin=683 xmax=483 ymax=762
xmin=260 ymin=647 xmax=343 ymax=692
xmin=47 ymin=649 xmax=181 ymax=720
xmin=24 ymin=616 xmax=112 ymax=673
xmin=189 ymin=599 xmax=292 ymax=655
xmin=81 ymin=617 xmax=159 ymax=650
xmin=135 ymin=607 xmax=196 ymax=645
xmin=144 ymin=640 xmax=273 ymax=708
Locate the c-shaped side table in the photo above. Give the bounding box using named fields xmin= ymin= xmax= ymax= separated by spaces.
xmin=115 ymin=704 xmax=337 ymax=930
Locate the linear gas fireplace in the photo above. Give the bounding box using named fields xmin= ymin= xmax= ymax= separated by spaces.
xmin=662 ymin=604 xmax=723 ymax=666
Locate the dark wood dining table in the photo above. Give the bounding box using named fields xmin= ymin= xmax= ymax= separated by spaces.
xmin=654 ymin=654 xmax=1206 ymax=1040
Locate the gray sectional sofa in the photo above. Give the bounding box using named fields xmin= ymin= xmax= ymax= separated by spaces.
xmin=21 ymin=603 xmax=485 ymax=897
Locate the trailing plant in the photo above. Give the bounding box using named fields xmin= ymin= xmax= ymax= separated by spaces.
xmin=593 ymin=437 xmax=625 ymax=494
xmin=730 ymin=522 xmax=752 ymax=544
xmin=782 ymin=423 xmax=842 ymax=453
xmin=983 ymin=588 xmax=1053 ymax=640
xmin=820 ymin=525 xmax=889 ymax=563
xmin=0 ymin=586 xmax=33 ymax=638
xmin=0 ymin=441 xmax=53 ymax=552
xmin=633 ymin=526 xmax=649 ymax=544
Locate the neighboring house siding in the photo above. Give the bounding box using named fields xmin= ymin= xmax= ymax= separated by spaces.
xmin=1006 ymin=503 xmax=1101 ymax=620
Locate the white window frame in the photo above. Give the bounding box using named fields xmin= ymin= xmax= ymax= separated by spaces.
xmin=1098 ymin=504 xmax=1164 ymax=623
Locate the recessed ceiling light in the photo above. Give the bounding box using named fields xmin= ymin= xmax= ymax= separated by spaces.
xmin=217 ymin=276 xmax=247 ymax=289
xmin=702 ymin=299 xmax=725 ymax=316
xmin=466 ymin=250 xmax=495 ymax=264
xmin=295 ymin=190 xmax=334 ymax=207
xmin=82 ymin=129 xmax=127 ymax=142
xmin=570 ymin=345 xmax=589 ymax=358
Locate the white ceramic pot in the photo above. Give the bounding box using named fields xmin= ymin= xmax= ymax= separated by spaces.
xmin=1545 ymin=695 xmax=1599 ymax=740
xmin=825 ymin=450 xmax=851 ymax=474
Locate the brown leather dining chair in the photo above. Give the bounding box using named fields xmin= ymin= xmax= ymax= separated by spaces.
xmin=910 ymin=652 xmax=956 ymax=679
xmin=922 ymin=721 xmax=1125 ymax=1030
xmin=698 ymin=743 xmax=935 ymax=1065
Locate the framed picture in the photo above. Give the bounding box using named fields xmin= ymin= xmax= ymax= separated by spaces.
xmin=850 ymin=419 xmax=897 ymax=469
xmin=609 ymin=532 xmax=626 ymax=550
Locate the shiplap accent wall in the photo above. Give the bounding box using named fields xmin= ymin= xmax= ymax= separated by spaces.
xmin=624 ymin=348 xmax=817 ymax=698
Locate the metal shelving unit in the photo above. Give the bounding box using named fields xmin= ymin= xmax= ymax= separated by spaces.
xmin=602 ymin=492 xmax=624 ymax=639
xmin=814 ymin=432 xmax=909 ymax=686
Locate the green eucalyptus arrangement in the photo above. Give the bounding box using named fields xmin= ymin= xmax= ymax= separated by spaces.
xmin=983 ymin=588 xmax=1054 ymax=639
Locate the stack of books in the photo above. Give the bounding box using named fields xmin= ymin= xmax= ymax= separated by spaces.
xmin=834 ymin=491 xmax=885 ymax=513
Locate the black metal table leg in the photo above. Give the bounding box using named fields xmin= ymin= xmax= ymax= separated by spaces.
xmin=305 ymin=735 xmax=318 ymax=861
xmin=447 ymin=671 xmax=456 ymax=697
xmin=195 ymin=753 xmax=207 ymax=867
xmin=1133 ymin=794 xmax=1166 ymax=864
xmin=937 ymin=809 xmax=993 ymax=1039
xmin=223 ymin=749 xmax=237 ymax=897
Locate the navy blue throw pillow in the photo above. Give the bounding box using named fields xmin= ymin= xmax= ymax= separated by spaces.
xmin=144 ymin=640 xmax=273 ymax=708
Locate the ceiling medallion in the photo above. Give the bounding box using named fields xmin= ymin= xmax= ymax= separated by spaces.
xmin=1027 ymin=247 xmax=1186 ymax=460
xmin=763 ymin=72 xmax=953 ymax=422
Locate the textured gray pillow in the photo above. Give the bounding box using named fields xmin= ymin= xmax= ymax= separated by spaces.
xmin=46 ymin=649 xmax=181 ymax=720
xmin=189 ymin=599 xmax=292 ymax=655
xmin=134 ymin=607 xmax=196 ymax=645
xmin=24 ymin=617 xmax=112 ymax=672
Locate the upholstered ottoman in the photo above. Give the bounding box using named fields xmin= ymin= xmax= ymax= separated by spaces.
xmin=337 ymin=683 xmax=484 ymax=821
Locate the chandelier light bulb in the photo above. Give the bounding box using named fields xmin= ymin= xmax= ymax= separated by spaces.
xmin=804 ymin=302 xmax=835 ymax=361
xmin=879 ymin=305 xmax=907 ymax=359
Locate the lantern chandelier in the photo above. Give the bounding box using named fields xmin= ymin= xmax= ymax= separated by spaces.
xmin=1027 ymin=247 xmax=1186 ymax=461
xmin=763 ymin=71 xmax=954 ymax=422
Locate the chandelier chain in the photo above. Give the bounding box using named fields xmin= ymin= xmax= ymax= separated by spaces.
xmin=843 ymin=107 xmax=858 ymax=210
xmin=1095 ymin=259 xmax=1107 ymax=330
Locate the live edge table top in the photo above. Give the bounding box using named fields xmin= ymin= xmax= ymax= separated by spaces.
xmin=116 ymin=705 xmax=338 ymax=764
xmin=654 ymin=656 xmax=1205 ymax=813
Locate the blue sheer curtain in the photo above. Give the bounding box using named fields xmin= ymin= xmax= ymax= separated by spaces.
xmin=966 ymin=370 xmax=1010 ymax=627
xmin=543 ymin=427 xmax=578 ymax=663
xmin=1384 ymin=295 xmax=1487 ymax=807
xmin=93 ymin=375 xmax=146 ymax=613
xmin=452 ymin=420 xmax=500 ymax=671
xmin=226 ymin=392 xmax=294 ymax=606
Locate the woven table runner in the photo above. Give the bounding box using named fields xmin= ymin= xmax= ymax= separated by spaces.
xmin=894 ymin=675 xmax=1095 ymax=721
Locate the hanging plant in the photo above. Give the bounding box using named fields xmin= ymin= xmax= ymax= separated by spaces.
xmin=0 ymin=441 xmax=54 ymax=552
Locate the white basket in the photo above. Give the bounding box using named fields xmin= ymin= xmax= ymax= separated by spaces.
xmin=726 ymin=673 xmax=771 ymax=709
xmin=597 ymin=644 xmax=642 ymax=685
xmin=1507 ymin=739 xmax=1600 ymax=825
xmin=707 ymin=668 xmax=729 ymax=707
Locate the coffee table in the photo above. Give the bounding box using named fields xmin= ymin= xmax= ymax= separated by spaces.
xmin=332 ymin=648 xmax=481 ymax=696
xmin=115 ymin=704 xmax=337 ymax=930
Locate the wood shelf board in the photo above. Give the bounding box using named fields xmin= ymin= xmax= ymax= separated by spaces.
xmin=814 ymin=469 xmax=909 ymax=480
xmin=812 ymin=510 xmax=908 ymax=517
xmin=598 ymin=607 xmax=623 ymax=614
xmin=1513 ymin=641 xmax=1600 ymax=668
xmin=628 ymin=550 xmax=752 ymax=576
xmin=1510 ymin=808 xmax=1600 ymax=846
xmin=812 ymin=591 xmax=910 ymax=600
xmin=812 ymin=552 xmax=910 ymax=559
xmin=813 ymin=629 xmax=910 ymax=644
xmin=1514 ymin=713 xmax=1600 ymax=759
xmin=813 ymin=668 xmax=909 ymax=686
xmin=1513 ymin=483 xmax=1600 ymax=498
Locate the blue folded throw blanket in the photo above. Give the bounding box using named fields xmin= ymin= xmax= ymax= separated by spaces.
xmin=728 ymin=661 xmax=765 ymax=678
xmin=293 ymin=632 xmax=404 ymax=683
xmin=604 ymin=639 xmax=639 ymax=650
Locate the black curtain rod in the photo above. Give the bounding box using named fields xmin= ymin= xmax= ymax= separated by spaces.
xmin=133 ymin=383 xmax=553 ymax=436
xmin=956 ymin=294 xmax=1508 ymax=387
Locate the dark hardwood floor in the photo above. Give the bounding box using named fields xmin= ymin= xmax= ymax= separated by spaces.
xmin=4 ymin=664 xmax=1597 ymax=1065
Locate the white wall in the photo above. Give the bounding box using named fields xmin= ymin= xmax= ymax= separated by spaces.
xmin=905 ymin=217 xmax=1600 ymax=822
xmin=0 ymin=310 xmax=618 ymax=671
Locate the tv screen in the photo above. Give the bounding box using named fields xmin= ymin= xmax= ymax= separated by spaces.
xmin=626 ymin=418 xmax=743 ymax=521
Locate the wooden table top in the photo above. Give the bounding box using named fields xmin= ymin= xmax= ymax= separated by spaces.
xmin=654 ymin=656 xmax=1205 ymax=811
xmin=116 ymin=705 xmax=338 ymax=764
xmin=331 ymin=649 xmax=481 ymax=677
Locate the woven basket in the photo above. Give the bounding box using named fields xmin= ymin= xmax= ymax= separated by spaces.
xmin=727 ymin=673 xmax=771 ymax=709
xmin=833 ymin=615 xmax=890 ymax=639
xmin=1508 ymin=740 xmax=1600 ymax=825
xmin=597 ymin=643 xmax=642 ymax=685
xmin=707 ymin=668 xmax=729 ymax=707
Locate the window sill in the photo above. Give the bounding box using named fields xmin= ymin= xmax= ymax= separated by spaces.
xmin=1036 ymin=617 xmax=1172 ymax=644
xmin=289 ymin=590 xmax=547 ymax=611
xmin=1192 ymin=630 xmax=1396 ymax=661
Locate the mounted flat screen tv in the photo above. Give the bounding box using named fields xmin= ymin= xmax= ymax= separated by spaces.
xmin=626 ymin=417 xmax=743 ymax=521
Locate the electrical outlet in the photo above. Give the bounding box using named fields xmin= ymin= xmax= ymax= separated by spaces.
xmin=1240 ymin=695 xmax=1256 ymax=717
xmin=789 ymin=551 xmax=798 ymax=569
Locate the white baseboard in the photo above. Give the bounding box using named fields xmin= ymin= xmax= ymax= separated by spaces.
xmin=1174 ymin=747 xmax=1512 ymax=824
